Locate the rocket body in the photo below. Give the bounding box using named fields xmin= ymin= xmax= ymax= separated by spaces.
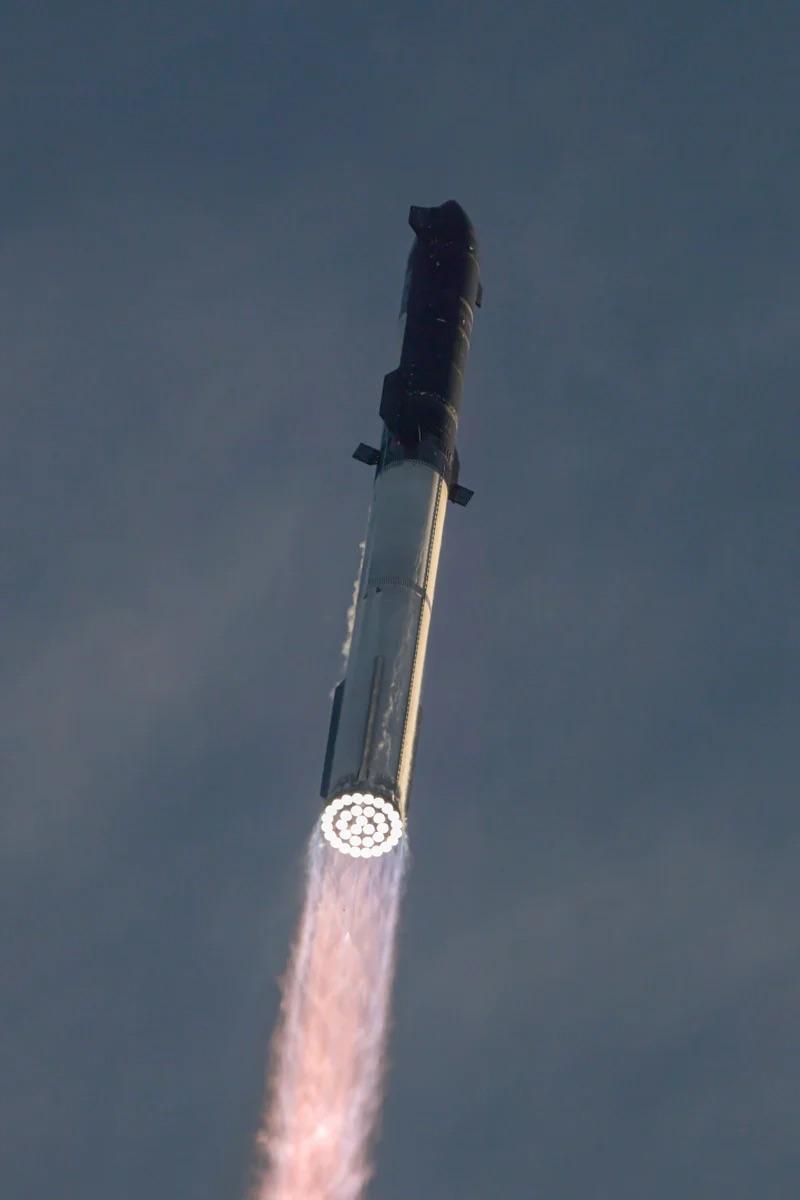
xmin=320 ymin=202 xmax=481 ymax=857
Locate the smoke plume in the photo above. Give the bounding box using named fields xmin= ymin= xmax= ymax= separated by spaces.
xmin=254 ymin=830 xmax=408 ymax=1199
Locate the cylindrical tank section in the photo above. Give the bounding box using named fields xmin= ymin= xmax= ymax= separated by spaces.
xmin=323 ymin=459 xmax=448 ymax=821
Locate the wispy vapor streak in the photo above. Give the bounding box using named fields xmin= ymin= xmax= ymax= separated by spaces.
xmin=340 ymin=539 xmax=366 ymax=669
xmin=255 ymin=831 xmax=407 ymax=1200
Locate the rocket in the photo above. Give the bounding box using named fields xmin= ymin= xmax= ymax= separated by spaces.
xmin=320 ymin=201 xmax=482 ymax=858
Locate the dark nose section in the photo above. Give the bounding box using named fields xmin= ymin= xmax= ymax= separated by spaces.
xmin=408 ymin=200 xmax=478 ymax=252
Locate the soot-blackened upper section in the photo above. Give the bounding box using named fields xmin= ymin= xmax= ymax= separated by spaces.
xmin=379 ymin=200 xmax=482 ymax=491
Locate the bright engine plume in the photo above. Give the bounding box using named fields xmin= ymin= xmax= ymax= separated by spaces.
xmin=320 ymin=793 xmax=404 ymax=858
xmin=254 ymin=835 xmax=407 ymax=1199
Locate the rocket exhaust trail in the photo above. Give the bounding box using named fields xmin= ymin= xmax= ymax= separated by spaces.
xmin=254 ymin=831 xmax=407 ymax=1199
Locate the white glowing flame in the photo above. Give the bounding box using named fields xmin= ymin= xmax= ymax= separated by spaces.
xmin=256 ymin=833 xmax=408 ymax=1198
xmin=320 ymin=792 xmax=404 ymax=858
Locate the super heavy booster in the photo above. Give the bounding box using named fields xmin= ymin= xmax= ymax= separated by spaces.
xmin=320 ymin=201 xmax=482 ymax=857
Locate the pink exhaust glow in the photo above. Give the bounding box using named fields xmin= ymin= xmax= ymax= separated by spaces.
xmin=254 ymin=828 xmax=408 ymax=1200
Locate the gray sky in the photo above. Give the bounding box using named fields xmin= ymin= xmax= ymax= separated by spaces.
xmin=3 ymin=3 xmax=798 ymax=1197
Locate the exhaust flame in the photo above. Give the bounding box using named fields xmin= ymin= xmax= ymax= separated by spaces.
xmin=254 ymin=828 xmax=408 ymax=1200
xmin=320 ymin=792 xmax=404 ymax=858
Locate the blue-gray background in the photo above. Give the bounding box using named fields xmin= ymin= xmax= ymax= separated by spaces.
xmin=4 ymin=3 xmax=798 ymax=1197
